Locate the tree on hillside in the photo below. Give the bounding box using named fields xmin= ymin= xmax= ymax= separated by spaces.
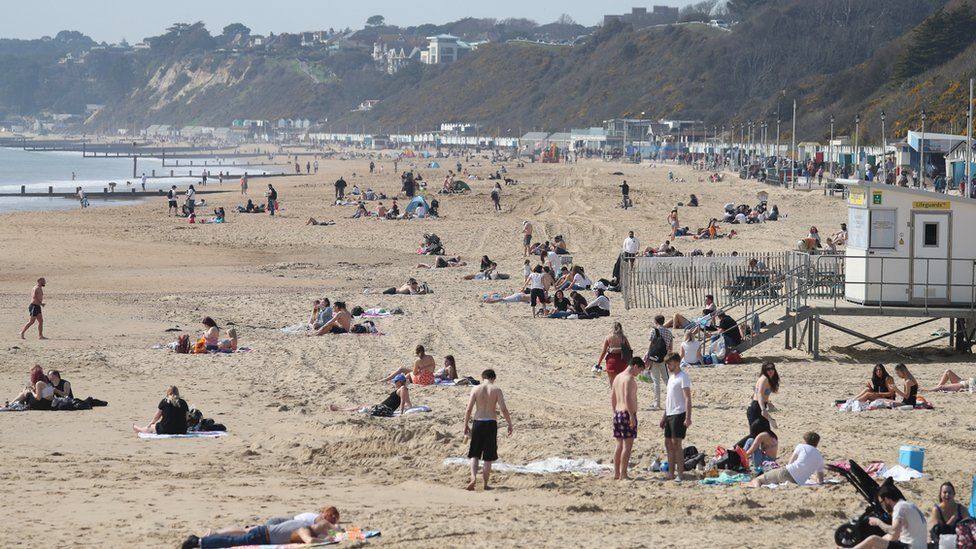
xmin=555 ymin=14 xmax=576 ymax=25
xmin=367 ymin=15 xmax=385 ymax=27
xmin=893 ymin=4 xmax=976 ymax=81
xmin=726 ymin=0 xmax=771 ymax=19
xmin=222 ymin=23 xmax=251 ymax=40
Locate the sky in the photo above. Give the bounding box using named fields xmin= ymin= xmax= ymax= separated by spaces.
xmin=0 ymin=0 xmax=699 ymax=43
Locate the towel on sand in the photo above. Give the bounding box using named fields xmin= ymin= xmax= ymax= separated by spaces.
xmin=238 ymin=530 xmax=381 ymax=548
xmin=443 ymin=457 xmax=610 ymax=475
xmin=138 ymin=431 xmax=226 ymax=439
xmin=393 ymin=405 xmax=431 ymax=416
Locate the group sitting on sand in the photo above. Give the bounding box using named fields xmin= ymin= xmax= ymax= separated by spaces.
xmin=378 ymin=346 xmax=460 ymax=386
xmin=4 ymin=365 xmax=106 ymax=411
xmin=172 ymin=317 xmax=238 ymax=353
xmin=374 ymin=278 xmax=431 ymax=295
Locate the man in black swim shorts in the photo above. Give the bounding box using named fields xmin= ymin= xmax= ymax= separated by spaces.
xmin=20 ymin=277 xmax=46 ymax=340
xmin=464 ymin=369 xmax=513 ymax=491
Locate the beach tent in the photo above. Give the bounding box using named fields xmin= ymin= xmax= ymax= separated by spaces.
xmin=421 ymin=151 xmax=432 ymax=158
xmin=406 ymin=196 xmax=431 ymax=216
xmin=430 ymin=161 xmax=441 ymax=168
xmin=453 ymin=180 xmax=471 ymax=192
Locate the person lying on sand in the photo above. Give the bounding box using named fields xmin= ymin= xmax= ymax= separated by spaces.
xmin=379 ymin=345 xmax=437 ymax=385
xmin=182 ymin=514 xmax=338 ymax=549
xmin=203 ymin=507 xmax=340 ymax=539
xmin=305 ymin=217 xmax=336 ymax=226
xmin=331 ymin=374 xmax=411 ymax=417
xmin=482 ymin=291 xmax=530 ymax=304
xmin=311 ymin=302 xmax=352 ymax=335
xmin=418 ymin=256 xmax=465 ymax=269
xmin=378 ymin=279 xmax=430 ymax=295
xmin=925 ymin=369 xmax=974 ymax=392
xmin=132 ymin=386 xmax=189 ymax=435
xmin=463 ymin=262 xmax=507 ymax=280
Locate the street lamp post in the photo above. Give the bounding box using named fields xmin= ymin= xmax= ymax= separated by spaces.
xmin=829 ymin=115 xmax=834 ymax=180
xmin=854 ymin=114 xmax=861 ymax=180
xmin=920 ymin=109 xmax=927 ymax=188
xmin=880 ymin=110 xmax=886 ymax=183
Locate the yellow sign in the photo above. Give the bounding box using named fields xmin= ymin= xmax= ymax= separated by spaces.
xmin=848 ymin=188 xmax=866 ymax=205
xmin=912 ymin=201 xmax=951 ymax=210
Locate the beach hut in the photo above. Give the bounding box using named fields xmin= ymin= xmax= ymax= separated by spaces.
xmin=844 ymin=182 xmax=976 ymax=305
xmin=406 ymin=196 xmax=431 ymax=217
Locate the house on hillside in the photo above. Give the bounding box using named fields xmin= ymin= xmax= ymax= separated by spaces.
xmin=373 ymin=41 xmax=422 ymax=74
xmin=603 ymin=6 xmax=680 ymax=29
xmin=420 ymin=35 xmax=475 ymax=65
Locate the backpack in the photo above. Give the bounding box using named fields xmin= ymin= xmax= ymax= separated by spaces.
xmin=175 ymin=334 xmax=190 ymax=354
xmin=646 ymin=328 xmax=667 ymax=363
xmin=621 ymin=338 xmax=634 ymax=363
xmin=724 ymin=350 xmax=743 ymax=364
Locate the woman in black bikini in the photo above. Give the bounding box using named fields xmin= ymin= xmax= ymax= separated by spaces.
xmin=928 ymin=482 xmax=969 ymax=543
xmin=735 ymin=362 xmax=779 ymax=448
xmin=892 ymin=363 xmax=918 ymax=406
xmin=851 ymin=364 xmax=896 ymax=402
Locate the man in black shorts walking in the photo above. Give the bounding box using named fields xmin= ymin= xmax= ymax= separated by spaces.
xmin=463 ymin=369 xmax=513 ymax=491
xmin=168 ymin=186 xmax=178 ymax=216
xmin=660 ymin=352 xmax=692 ymax=481
xmin=20 ymin=277 xmax=47 ymax=340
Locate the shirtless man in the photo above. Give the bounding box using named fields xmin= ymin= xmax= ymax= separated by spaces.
xmin=464 ymin=369 xmax=513 ymax=491
xmin=311 ymin=302 xmax=352 ymax=335
xmin=612 ymin=357 xmax=645 ymax=480
xmin=522 ymin=220 xmax=533 ymax=256
xmin=20 ymin=277 xmax=47 ymax=339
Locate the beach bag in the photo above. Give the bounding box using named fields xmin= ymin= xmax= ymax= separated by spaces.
xmin=175 ymin=334 xmax=191 ymax=354
xmin=724 ymin=350 xmax=743 ymax=364
xmin=647 ymin=328 xmax=667 ymax=363
xmin=193 ymin=338 xmax=207 ymax=354
xmin=351 ymin=306 xmax=364 ymax=317
xmin=957 ymin=519 xmax=976 ymax=548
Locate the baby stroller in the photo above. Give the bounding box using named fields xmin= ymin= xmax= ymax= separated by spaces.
xmin=827 ymin=460 xmax=890 ymax=547
xmin=421 ymin=233 xmax=445 ymax=255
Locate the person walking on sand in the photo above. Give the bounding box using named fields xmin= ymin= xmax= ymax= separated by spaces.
xmin=491 ymin=184 xmax=501 ymax=211
xmin=167 ymin=185 xmax=178 ymax=216
xmin=20 ymin=277 xmax=47 ymax=340
xmin=240 ymin=173 xmax=248 ymax=195
xmin=464 ymin=369 xmax=513 ymax=491
xmin=266 ymin=184 xmax=278 ymax=216
xmin=612 ymin=357 xmax=645 ymax=480
xmin=522 ymin=220 xmax=533 ymax=256
xmin=334 ymin=176 xmax=347 ymax=200
xmin=661 ymin=352 xmax=691 ymax=481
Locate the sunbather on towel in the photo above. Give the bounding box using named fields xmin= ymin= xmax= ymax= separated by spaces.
xmin=418 ymin=256 xmax=465 ymax=269
xmin=380 ymin=345 xmax=437 ymax=385
xmin=925 ymin=368 xmax=974 ymax=392
xmin=311 ymin=302 xmax=352 ymax=335
xmin=378 ymin=278 xmax=430 ymax=295
xmin=330 ymin=374 xmax=411 ymax=417
xmin=132 ymin=386 xmax=189 ymax=435
xmin=482 ymin=291 xmax=530 ymax=304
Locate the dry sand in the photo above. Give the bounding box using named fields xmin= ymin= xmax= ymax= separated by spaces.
xmin=1 ymin=155 xmax=973 ymax=548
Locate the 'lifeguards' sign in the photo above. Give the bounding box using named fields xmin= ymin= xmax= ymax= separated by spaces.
xmin=912 ymin=201 xmax=951 ymax=210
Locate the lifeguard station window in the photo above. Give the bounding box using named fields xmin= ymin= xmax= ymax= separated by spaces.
xmin=923 ymin=222 xmax=938 ymax=247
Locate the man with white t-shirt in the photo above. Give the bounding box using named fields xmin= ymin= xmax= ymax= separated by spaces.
xmin=623 ymin=231 xmax=640 ymax=259
xmin=660 ymin=353 xmax=691 ymax=481
xmin=750 ymin=432 xmax=824 ymax=487
xmin=851 ymin=479 xmax=928 ymax=549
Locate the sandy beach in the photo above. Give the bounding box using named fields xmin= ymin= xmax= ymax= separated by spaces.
xmin=1 ymin=155 xmax=973 ymax=548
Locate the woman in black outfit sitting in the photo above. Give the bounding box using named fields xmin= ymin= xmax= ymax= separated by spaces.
xmin=851 ymin=364 xmax=896 ymax=403
xmin=892 ymin=363 xmax=918 ymax=406
xmin=132 ymin=386 xmax=189 ymax=435
xmin=48 ymin=370 xmax=72 ymax=399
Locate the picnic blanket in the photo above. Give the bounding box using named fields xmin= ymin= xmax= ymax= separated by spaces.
xmin=837 ymin=398 xmax=933 ymax=412
xmin=700 ymin=472 xmax=752 ymax=485
xmin=882 ymin=465 xmax=924 ymax=481
xmin=443 ymin=457 xmax=610 ymax=475
xmin=138 ymin=431 xmax=227 ymax=439
xmin=357 ymin=307 xmax=403 ymax=318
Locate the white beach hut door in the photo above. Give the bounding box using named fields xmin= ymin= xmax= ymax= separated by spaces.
xmin=910 ymin=212 xmax=950 ymax=302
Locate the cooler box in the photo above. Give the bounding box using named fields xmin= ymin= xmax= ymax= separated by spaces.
xmin=899 ymin=445 xmax=924 ymax=472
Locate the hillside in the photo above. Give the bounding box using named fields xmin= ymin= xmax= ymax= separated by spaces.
xmin=5 ymin=0 xmax=976 ymax=141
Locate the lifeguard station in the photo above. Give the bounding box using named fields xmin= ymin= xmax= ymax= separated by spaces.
xmin=620 ymin=182 xmax=976 ymax=358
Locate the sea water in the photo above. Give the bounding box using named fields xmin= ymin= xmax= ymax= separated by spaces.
xmin=0 ymin=147 xmax=278 ymax=213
